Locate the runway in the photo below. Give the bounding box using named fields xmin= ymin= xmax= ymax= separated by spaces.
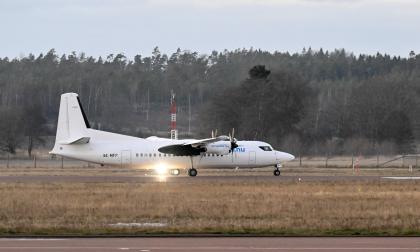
xmin=0 ymin=174 xmax=388 ymax=183
xmin=1 ymin=237 xmax=420 ymax=251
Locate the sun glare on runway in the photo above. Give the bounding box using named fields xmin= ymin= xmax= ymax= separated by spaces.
xmin=155 ymin=163 xmax=168 ymax=175
xmin=154 ymin=163 xmax=169 ymax=182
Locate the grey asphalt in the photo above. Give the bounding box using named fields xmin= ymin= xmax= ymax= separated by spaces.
xmin=1 ymin=237 xmax=420 ymax=251
xmin=0 ymin=174 xmax=387 ymax=183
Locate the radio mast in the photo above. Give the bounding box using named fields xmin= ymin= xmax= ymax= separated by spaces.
xmin=170 ymin=90 xmax=178 ymax=140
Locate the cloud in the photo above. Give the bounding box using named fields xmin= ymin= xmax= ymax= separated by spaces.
xmin=149 ymin=0 xmax=420 ymax=7
xmin=0 ymin=0 xmax=418 ymax=58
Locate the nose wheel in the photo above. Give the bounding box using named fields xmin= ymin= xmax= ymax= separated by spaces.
xmin=188 ymin=168 xmax=197 ymax=177
xmin=274 ymin=168 xmax=281 ymax=176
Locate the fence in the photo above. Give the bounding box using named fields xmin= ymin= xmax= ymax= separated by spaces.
xmin=0 ymin=154 xmax=90 ymax=169
xmin=287 ymin=154 xmax=419 ymax=168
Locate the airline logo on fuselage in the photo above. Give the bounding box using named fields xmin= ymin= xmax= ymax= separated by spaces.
xmin=211 ymin=144 xmax=230 ymax=148
xmin=233 ymin=147 xmax=245 ymax=152
xmin=208 ymin=144 xmax=246 ymax=152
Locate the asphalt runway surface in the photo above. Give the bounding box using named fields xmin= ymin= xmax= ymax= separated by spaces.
xmin=0 ymin=174 xmax=395 ymax=183
xmin=1 ymin=174 xmax=420 ymax=183
xmin=1 ymin=237 xmax=420 ymax=251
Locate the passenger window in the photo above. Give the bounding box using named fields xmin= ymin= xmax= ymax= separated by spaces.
xmin=136 ymin=153 xmax=139 ymax=157
xmin=154 ymin=153 xmax=156 ymax=157
xmin=149 ymin=153 xmax=152 ymax=157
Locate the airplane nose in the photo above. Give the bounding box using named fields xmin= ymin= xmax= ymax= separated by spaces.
xmin=276 ymin=151 xmax=295 ymax=161
xmin=286 ymin=153 xmax=295 ymax=161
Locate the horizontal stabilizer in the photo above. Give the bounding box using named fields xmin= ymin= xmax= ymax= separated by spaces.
xmin=59 ymin=136 xmax=90 ymax=145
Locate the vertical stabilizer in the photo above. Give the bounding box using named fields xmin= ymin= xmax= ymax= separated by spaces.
xmin=55 ymin=93 xmax=90 ymax=144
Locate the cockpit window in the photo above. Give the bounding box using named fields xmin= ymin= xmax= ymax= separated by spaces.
xmin=259 ymin=146 xmax=273 ymax=151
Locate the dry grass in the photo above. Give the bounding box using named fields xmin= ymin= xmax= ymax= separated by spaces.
xmin=1 ymin=180 xmax=420 ymax=236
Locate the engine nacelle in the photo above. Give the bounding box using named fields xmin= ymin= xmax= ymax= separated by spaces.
xmin=204 ymin=142 xmax=230 ymax=155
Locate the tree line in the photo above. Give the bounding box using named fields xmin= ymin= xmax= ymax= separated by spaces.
xmin=0 ymin=47 xmax=419 ymax=156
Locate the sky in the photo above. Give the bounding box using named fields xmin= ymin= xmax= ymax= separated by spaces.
xmin=0 ymin=0 xmax=419 ymax=59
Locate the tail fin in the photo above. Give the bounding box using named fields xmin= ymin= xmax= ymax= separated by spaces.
xmin=55 ymin=93 xmax=90 ymax=145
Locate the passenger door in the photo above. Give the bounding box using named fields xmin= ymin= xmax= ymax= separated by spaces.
xmin=121 ymin=150 xmax=132 ymax=167
xmin=248 ymin=151 xmax=256 ymax=165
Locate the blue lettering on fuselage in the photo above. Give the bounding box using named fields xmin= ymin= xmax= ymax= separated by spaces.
xmin=233 ymin=147 xmax=245 ymax=152
xmin=210 ymin=144 xmax=230 ymax=148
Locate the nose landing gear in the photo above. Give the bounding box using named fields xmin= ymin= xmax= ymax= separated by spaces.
xmin=274 ymin=164 xmax=281 ymax=176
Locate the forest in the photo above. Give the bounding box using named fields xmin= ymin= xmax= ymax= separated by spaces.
xmin=0 ymin=47 xmax=419 ymax=157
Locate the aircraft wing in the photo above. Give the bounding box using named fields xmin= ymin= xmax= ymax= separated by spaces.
xmin=158 ymin=136 xmax=230 ymax=156
xmin=182 ymin=136 xmax=229 ymax=147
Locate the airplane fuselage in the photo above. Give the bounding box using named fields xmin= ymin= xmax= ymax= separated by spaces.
xmin=50 ymin=92 xmax=295 ymax=176
xmin=51 ymin=128 xmax=293 ymax=170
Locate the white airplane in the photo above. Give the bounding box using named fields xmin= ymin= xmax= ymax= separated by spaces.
xmin=50 ymin=93 xmax=295 ymax=176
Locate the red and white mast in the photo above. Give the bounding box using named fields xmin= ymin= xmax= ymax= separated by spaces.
xmin=170 ymin=90 xmax=178 ymax=140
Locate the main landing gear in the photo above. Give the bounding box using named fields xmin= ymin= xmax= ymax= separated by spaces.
xmin=188 ymin=168 xmax=197 ymax=177
xmin=274 ymin=164 xmax=281 ymax=176
xmin=188 ymin=156 xmax=198 ymax=177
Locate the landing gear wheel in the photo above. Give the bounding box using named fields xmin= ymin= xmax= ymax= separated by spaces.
xmin=188 ymin=168 xmax=197 ymax=177
xmin=274 ymin=169 xmax=280 ymax=176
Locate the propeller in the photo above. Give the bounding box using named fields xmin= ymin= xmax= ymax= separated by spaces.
xmin=228 ymin=128 xmax=238 ymax=162
xmin=229 ymin=128 xmax=238 ymax=152
xmin=211 ymin=129 xmax=218 ymax=138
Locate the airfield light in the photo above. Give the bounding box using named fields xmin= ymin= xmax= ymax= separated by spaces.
xmin=172 ymin=169 xmax=180 ymax=175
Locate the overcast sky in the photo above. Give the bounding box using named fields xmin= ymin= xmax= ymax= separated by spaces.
xmin=0 ymin=0 xmax=419 ymax=59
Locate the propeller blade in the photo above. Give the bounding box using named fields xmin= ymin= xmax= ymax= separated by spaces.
xmin=231 ymin=142 xmax=238 ymax=150
xmin=227 ymin=128 xmax=238 ymax=153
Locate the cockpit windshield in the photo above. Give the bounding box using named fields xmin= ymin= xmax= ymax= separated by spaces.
xmin=259 ymin=146 xmax=273 ymax=151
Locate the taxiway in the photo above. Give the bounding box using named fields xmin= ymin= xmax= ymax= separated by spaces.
xmin=1 ymin=237 xmax=420 ymax=251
